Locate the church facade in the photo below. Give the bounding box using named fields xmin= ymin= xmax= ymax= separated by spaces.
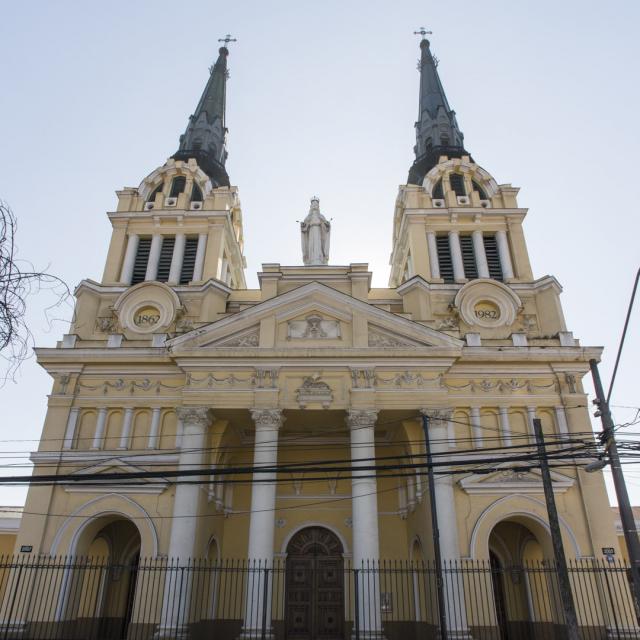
xmin=4 ymin=36 xmax=633 ymax=639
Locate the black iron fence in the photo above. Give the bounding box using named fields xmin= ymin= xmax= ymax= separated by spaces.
xmin=0 ymin=556 xmax=638 ymax=639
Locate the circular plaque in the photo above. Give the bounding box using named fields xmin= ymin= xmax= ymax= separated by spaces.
xmin=133 ymin=305 xmax=161 ymax=329
xmin=473 ymin=301 xmax=500 ymax=323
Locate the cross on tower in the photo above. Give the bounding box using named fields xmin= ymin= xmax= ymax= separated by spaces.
xmin=218 ymin=34 xmax=237 ymax=47
xmin=413 ymin=27 xmax=432 ymax=40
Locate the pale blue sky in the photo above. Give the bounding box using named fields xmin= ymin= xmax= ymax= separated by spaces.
xmin=0 ymin=0 xmax=639 ymax=505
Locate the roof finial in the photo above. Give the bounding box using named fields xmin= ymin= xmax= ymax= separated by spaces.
xmin=218 ymin=34 xmax=237 ymax=48
xmin=413 ymin=27 xmax=432 ymax=41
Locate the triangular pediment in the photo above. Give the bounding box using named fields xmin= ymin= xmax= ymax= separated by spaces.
xmin=64 ymin=459 xmax=169 ymax=495
xmin=458 ymin=464 xmax=574 ymax=495
xmin=168 ymin=282 xmax=463 ymax=353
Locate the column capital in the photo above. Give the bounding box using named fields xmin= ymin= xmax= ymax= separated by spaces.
xmin=345 ymin=408 xmax=378 ymax=428
xmin=176 ymin=406 xmax=213 ymax=429
xmin=420 ymin=408 xmax=452 ymax=423
xmin=250 ymin=408 xmax=285 ymax=429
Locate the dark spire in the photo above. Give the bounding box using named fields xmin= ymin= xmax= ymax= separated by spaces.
xmin=172 ymin=46 xmax=231 ymax=187
xmin=407 ymin=37 xmax=470 ymax=185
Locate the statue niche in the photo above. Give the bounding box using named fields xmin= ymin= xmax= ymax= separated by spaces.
xmin=300 ymin=197 xmax=330 ymax=265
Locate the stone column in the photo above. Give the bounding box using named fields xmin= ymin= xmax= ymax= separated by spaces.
xmin=554 ymin=406 xmax=569 ymax=436
xmin=527 ymin=406 xmax=537 ymax=442
xmin=495 ymin=230 xmax=515 ymax=280
xmin=62 ymin=408 xmax=79 ymax=450
xmin=472 ymin=229 xmax=490 ymax=278
xmin=147 ymin=407 xmax=162 ymax=449
xmin=192 ymin=233 xmax=208 ymax=281
xmin=157 ymin=406 xmax=211 ymax=638
xmin=448 ymin=231 xmax=465 ymax=282
xmin=118 ymin=407 xmax=134 ymax=450
xmin=119 ymin=234 xmax=139 ymax=285
xmin=241 ymin=409 xmax=284 ymax=639
xmin=346 ymin=409 xmax=383 ymax=638
xmin=168 ymin=233 xmax=186 ymax=284
xmin=91 ymin=408 xmax=107 ymax=450
xmin=145 ymin=234 xmax=163 ymax=281
xmin=421 ymin=409 xmax=471 ymax=637
xmin=470 ymin=407 xmax=483 ymax=447
xmin=499 ymin=407 xmax=512 ymax=447
xmin=426 ymin=231 xmax=440 ymax=279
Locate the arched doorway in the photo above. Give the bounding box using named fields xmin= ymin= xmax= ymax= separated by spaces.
xmin=285 ymin=527 xmax=344 ymax=640
xmin=488 ymin=520 xmax=550 ymax=640
xmin=68 ymin=516 xmax=141 ymax=639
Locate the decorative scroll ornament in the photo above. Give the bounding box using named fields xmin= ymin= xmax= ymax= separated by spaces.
xmin=95 ymin=316 xmax=118 ymax=333
xmin=176 ymin=406 xmax=212 ymax=428
xmin=296 ymin=373 xmax=333 ymax=409
xmin=437 ymin=376 xmax=558 ymax=394
xmin=420 ymin=408 xmax=452 ymax=424
xmin=564 ymin=373 xmax=577 ymax=394
xmin=219 ymin=329 xmax=260 ymax=348
xmin=350 ymin=368 xmax=376 ymax=389
xmin=78 ymin=378 xmax=183 ymax=395
xmin=345 ymin=408 xmax=378 ymax=428
xmin=376 ymin=371 xmax=425 ymax=387
xmin=436 ymin=316 xmax=459 ymax=331
xmin=187 ymin=372 xmax=256 ymax=388
xmin=368 ymin=328 xmax=418 ymax=348
xmin=287 ymin=314 xmax=341 ymax=340
xmin=250 ymin=408 xmax=285 ymax=429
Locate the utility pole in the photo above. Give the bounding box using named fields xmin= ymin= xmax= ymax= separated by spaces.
xmin=421 ymin=413 xmax=447 ymax=639
xmin=532 ymin=418 xmax=579 ymax=640
xmin=590 ymin=358 xmax=640 ymax=613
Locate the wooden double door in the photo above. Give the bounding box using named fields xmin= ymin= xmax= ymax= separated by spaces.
xmin=286 ymin=527 xmax=345 ymax=640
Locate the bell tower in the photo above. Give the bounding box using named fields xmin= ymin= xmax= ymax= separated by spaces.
xmin=71 ymin=45 xmax=246 ymax=341
xmin=390 ymin=34 xmax=567 ymax=339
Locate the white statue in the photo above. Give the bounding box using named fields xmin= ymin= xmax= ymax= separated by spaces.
xmin=301 ymin=197 xmax=330 ymax=265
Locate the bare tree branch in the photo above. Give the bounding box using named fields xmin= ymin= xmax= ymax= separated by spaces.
xmin=0 ymin=200 xmax=72 ymax=383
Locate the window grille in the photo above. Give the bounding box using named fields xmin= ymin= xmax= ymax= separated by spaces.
xmin=432 ymin=179 xmax=444 ymax=199
xmin=460 ymin=235 xmax=478 ymax=279
xmin=170 ymin=177 xmax=187 ymax=198
xmin=449 ymin=173 xmax=466 ymax=197
xmin=483 ymin=234 xmax=503 ymax=281
xmin=180 ymin=237 xmax=199 ymax=284
xmin=131 ymin=238 xmax=151 ymax=285
xmin=435 ymin=235 xmax=454 ymax=283
xmin=156 ymin=237 xmax=175 ymax=282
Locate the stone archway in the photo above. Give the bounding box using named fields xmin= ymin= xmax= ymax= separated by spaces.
xmin=61 ymin=516 xmax=141 ymax=640
xmin=488 ymin=519 xmax=555 ymax=640
xmin=285 ymin=526 xmax=344 ymax=640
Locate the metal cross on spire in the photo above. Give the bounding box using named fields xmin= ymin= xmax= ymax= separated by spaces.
xmin=413 ymin=27 xmax=432 ymax=40
xmin=218 ymin=34 xmax=237 ymax=47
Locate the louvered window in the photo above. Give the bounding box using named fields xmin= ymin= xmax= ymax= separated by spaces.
xmin=484 ymin=234 xmax=503 ymax=281
xmin=460 ymin=235 xmax=478 ymax=279
xmin=472 ymin=180 xmax=487 ymax=200
xmin=449 ymin=173 xmax=466 ymax=197
xmin=191 ymin=183 xmax=203 ymax=202
xmin=432 ymin=179 xmax=444 ymax=199
xmin=180 ymin=237 xmax=199 ymax=284
xmin=170 ymin=176 xmax=187 ymax=198
xmin=436 ymin=235 xmax=454 ymax=283
xmin=156 ymin=237 xmax=175 ymax=282
xmin=131 ymin=238 xmax=151 ymax=285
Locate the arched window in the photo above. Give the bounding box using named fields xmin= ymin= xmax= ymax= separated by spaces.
xmin=432 ymin=179 xmax=444 ymax=199
xmin=449 ymin=173 xmax=466 ymax=197
xmin=440 ymin=134 xmax=450 ymax=146
xmin=146 ymin=183 xmax=163 ymax=203
xmin=472 ymin=180 xmax=488 ymax=200
xmin=191 ymin=183 xmax=203 ymax=202
xmin=170 ymin=176 xmax=187 ymax=198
